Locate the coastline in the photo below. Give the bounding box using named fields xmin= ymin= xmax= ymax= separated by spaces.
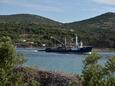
xmin=93 ymin=48 xmax=115 ymax=52
xmin=16 ymin=46 xmax=115 ymax=52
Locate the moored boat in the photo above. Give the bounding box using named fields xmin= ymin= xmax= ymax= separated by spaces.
xmin=39 ymin=35 xmax=93 ymax=54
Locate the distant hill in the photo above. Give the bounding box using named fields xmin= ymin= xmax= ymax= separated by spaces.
xmin=0 ymin=14 xmax=70 ymax=47
xmin=0 ymin=13 xmax=115 ymax=48
xmin=63 ymin=12 xmax=115 ymax=48
xmin=64 ymin=12 xmax=115 ymax=30
xmin=0 ymin=14 xmax=61 ymax=26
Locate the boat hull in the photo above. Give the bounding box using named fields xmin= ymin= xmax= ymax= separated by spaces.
xmin=45 ymin=46 xmax=93 ymax=54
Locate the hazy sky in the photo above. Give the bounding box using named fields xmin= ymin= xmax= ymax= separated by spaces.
xmin=1 ymin=0 xmax=115 ymax=23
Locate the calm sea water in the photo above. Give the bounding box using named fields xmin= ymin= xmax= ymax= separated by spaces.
xmin=17 ymin=48 xmax=115 ymax=74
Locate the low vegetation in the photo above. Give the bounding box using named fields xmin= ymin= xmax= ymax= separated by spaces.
xmin=82 ymin=52 xmax=115 ymax=86
xmin=0 ymin=36 xmax=39 ymax=86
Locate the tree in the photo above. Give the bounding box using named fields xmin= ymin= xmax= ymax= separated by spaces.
xmin=82 ymin=52 xmax=103 ymax=86
xmin=0 ymin=36 xmax=39 ymax=86
xmin=82 ymin=52 xmax=115 ymax=86
xmin=105 ymin=56 xmax=115 ymax=86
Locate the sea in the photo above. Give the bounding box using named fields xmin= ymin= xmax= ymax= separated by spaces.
xmin=17 ymin=48 xmax=115 ymax=74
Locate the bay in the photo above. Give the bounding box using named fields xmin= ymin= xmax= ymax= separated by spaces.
xmin=17 ymin=48 xmax=115 ymax=74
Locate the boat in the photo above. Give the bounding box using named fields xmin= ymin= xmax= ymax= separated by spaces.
xmin=39 ymin=35 xmax=93 ymax=54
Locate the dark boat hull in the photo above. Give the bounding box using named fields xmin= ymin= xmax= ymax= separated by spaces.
xmin=45 ymin=46 xmax=93 ymax=54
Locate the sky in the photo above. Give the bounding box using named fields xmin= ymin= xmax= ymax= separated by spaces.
xmin=1 ymin=0 xmax=115 ymax=23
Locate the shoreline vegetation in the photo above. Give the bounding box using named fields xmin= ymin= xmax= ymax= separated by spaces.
xmin=0 ymin=36 xmax=115 ymax=86
xmin=93 ymin=48 xmax=115 ymax=52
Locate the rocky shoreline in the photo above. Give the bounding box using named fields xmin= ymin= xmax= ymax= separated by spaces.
xmin=16 ymin=67 xmax=82 ymax=86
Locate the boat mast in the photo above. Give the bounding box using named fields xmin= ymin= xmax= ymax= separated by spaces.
xmin=80 ymin=41 xmax=83 ymax=48
xmin=76 ymin=35 xmax=79 ymax=48
xmin=64 ymin=37 xmax=67 ymax=48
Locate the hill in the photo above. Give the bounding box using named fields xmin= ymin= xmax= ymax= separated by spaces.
xmin=0 ymin=14 xmax=73 ymax=47
xmin=64 ymin=12 xmax=115 ymax=30
xmin=0 ymin=13 xmax=115 ymax=48
xmin=63 ymin=12 xmax=115 ymax=48
xmin=0 ymin=14 xmax=61 ymax=26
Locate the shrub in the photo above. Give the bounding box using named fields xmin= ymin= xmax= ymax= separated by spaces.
xmin=82 ymin=52 xmax=115 ymax=86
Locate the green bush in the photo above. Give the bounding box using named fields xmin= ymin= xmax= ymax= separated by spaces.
xmin=82 ymin=52 xmax=115 ymax=86
xmin=0 ymin=36 xmax=39 ymax=86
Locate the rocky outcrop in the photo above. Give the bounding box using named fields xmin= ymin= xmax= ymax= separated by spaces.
xmin=15 ymin=67 xmax=82 ymax=86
